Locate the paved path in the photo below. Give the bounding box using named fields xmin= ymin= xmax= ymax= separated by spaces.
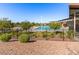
xmin=0 ymin=40 xmax=79 ymax=55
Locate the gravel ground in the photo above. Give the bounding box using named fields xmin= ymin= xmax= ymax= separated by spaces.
xmin=0 ymin=39 xmax=79 ymax=55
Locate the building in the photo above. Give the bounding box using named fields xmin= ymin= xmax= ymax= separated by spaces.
xmin=60 ymin=3 xmax=79 ymax=32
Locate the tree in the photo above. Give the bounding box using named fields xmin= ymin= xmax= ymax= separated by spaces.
xmin=20 ymin=21 xmax=32 ymax=31
xmin=49 ymin=22 xmax=61 ymax=30
xmin=31 ymin=22 xmax=40 ymax=26
xmin=0 ymin=18 xmax=12 ymax=33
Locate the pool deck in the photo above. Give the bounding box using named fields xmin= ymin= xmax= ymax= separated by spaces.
xmin=0 ymin=39 xmax=79 ymax=55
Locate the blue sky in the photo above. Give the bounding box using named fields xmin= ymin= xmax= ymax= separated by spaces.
xmin=0 ymin=3 xmax=69 ymax=23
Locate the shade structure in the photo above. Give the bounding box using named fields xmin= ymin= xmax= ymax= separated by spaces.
xmin=69 ymin=3 xmax=79 ymax=39
xmin=70 ymin=3 xmax=79 ymax=9
xmin=69 ymin=3 xmax=79 ymax=17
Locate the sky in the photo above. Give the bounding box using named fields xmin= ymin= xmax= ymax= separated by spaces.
xmin=0 ymin=3 xmax=69 ymax=23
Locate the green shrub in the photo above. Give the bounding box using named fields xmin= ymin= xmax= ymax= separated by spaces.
xmin=43 ymin=32 xmax=49 ymax=37
xmin=12 ymin=31 xmax=22 ymax=36
xmin=0 ymin=33 xmax=12 ymax=42
xmin=34 ymin=32 xmax=43 ymax=38
xmin=43 ymin=32 xmax=47 ymax=38
xmin=58 ymin=32 xmax=64 ymax=38
xmin=50 ymin=32 xmax=55 ymax=38
xmin=43 ymin=32 xmax=51 ymax=40
xmin=43 ymin=32 xmax=55 ymax=40
xmin=21 ymin=31 xmax=29 ymax=34
xmin=66 ymin=30 xmax=74 ymax=39
xmin=18 ymin=34 xmax=30 ymax=43
xmin=31 ymin=32 xmax=36 ymax=38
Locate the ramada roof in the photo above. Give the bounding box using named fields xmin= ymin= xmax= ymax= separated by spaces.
xmin=70 ymin=3 xmax=79 ymax=9
xmin=59 ymin=4 xmax=79 ymax=22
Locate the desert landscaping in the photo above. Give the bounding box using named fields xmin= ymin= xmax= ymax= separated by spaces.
xmin=0 ymin=39 xmax=79 ymax=55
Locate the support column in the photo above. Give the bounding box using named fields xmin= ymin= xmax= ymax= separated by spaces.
xmin=74 ymin=11 xmax=76 ymax=39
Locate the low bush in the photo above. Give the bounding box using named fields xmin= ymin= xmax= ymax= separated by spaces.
xmin=0 ymin=33 xmax=12 ymax=42
xmin=42 ymin=32 xmax=47 ymax=38
xmin=43 ymin=32 xmax=55 ymax=40
xmin=34 ymin=32 xmax=43 ymax=38
xmin=66 ymin=30 xmax=74 ymax=39
xmin=31 ymin=32 xmax=36 ymax=38
xmin=50 ymin=32 xmax=55 ymax=38
xmin=58 ymin=32 xmax=64 ymax=38
xmin=18 ymin=34 xmax=30 ymax=43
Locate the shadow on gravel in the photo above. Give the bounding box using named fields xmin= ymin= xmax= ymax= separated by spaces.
xmin=10 ymin=40 xmax=18 ymax=42
xmin=10 ymin=36 xmax=37 ymax=43
xmin=28 ymin=40 xmax=36 ymax=43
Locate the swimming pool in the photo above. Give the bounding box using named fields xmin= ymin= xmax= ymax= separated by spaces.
xmin=35 ymin=26 xmax=51 ymax=31
xmin=29 ymin=26 xmax=63 ymax=32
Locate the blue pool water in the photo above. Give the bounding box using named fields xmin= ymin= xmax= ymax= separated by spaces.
xmin=30 ymin=25 xmax=63 ymax=32
xmin=35 ymin=26 xmax=51 ymax=31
